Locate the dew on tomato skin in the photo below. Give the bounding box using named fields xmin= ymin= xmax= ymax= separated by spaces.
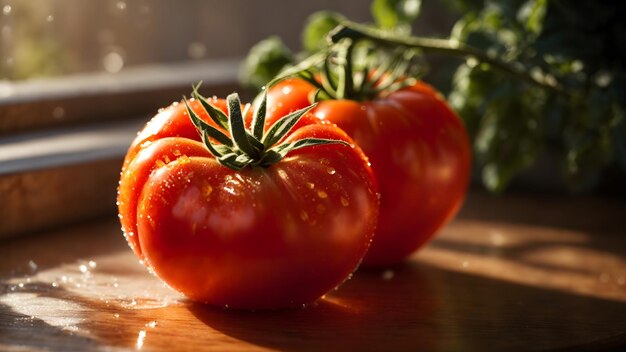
xmin=326 ymin=167 xmax=336 ymax=175
xmin=316 ymin=190 xmax=328 ymax=199
xmin=202 ymin=184 xmax=213 ymax=198
xmin=306 ymin=182 xmax=315 ymax=189
xmin=281 ymin=86 xmax=292 ymax=95
xmin=173 ymin=149 xmax=182 ymax=156
xmin=155 ymin=159 xmax=166 ymax=168
xmin=277 ymin=169 xmax=288 ymax=179
xmin=340 ymin=196 xmax=350 ymax=207
xmin=300 ymin=211 xmax=310 ymax=222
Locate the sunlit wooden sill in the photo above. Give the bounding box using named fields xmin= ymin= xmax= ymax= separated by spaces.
xmin=1 ymin=190 xmax=625 ymax=351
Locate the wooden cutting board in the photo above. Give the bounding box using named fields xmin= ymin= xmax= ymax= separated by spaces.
xmin=1 ymin=191 xmax=625 ymax=351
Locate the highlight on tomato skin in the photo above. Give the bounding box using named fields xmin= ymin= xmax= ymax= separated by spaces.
xmin=266 ymin=78 xmax=472 ymax=267
xmin=117 ymin=91 xmax=380 ymax=309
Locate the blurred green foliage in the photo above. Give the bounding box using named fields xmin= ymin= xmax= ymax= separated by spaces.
xmin=448 ymin=0 xmax=626 ymax=192
xmin=239 ymin=36 xmax=294 ymax=91
xmin=0 ymin=2 xmax=65 ymax=80
xmin=241 ymin=0 xmax=626 ymax=192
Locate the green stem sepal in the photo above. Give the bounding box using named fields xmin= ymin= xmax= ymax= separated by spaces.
xmin=183 ymin=88 xmax=350 ymax=171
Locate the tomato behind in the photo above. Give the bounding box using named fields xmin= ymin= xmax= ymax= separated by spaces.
xmin=268 ymin=79 xmax=471 ymax=266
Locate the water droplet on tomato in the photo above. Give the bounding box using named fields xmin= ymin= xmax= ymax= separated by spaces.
xmin=306 ymin=182 xmax=315 ymax=189
xmin=202 ymin=184 xmax=213 ymax=198
xmin=317 ymin=190 xmax=328 ymax=199
xmin=326 ymin=167 xmax=336 ymax=175
xmin=340 ymin=197 xmax=350 ymax=207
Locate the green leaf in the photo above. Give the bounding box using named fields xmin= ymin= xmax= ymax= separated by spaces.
xmin=217 ymin=152 xmax=248 ymax=171
xmin=262 ymin=103 xmax=317 ymax=148
xmin=267 ymin=138 xmax=351 ymax=164
xmin=183 ymin=97 xmax=233 ymax=147
xmin=192 ymin=87 xmax=229 ymax=130
xmin=274 ymin=138 xmax=351 ymax=158
xmin=226 ymin=94 xmax=259 ymax=158
xmin=302 ymin=11 xmax=345 ymax=53
xmin=372 ymin=0 xmax=421 ymax=30
xmin=201 ymin=130 xmax=233 ymax=158
xmin=517 ymin=0 xmax=546 ymax=35
xmin=239 ymin=36 xmax=294 ymax=91
xmin=251 ymin=90 xmax=267 ymax=140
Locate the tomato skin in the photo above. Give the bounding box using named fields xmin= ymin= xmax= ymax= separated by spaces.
xmin=119 ymin=100 xmax=379 ymax=308
xmin=118 ymin=99 xmax=227 ymax=260
xmin=268 ymin=79 xmax=471 ymax=266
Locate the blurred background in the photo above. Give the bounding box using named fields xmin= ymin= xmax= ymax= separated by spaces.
xmin=0 ymin=0 xmax=624 ymax=238
xmin=0 ymin=0 xmax=454 ymax=80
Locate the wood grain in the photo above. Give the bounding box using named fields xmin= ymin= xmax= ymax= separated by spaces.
xmin=0 ymin=191 xmax=625 ymax=351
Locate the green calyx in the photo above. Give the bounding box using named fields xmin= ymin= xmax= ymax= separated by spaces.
xmin=292 ymin=38 xmax=425 ymax=102
xmin=183 ymin=86 xmax=350 ymax=171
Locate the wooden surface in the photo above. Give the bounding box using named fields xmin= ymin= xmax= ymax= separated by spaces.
xmin=1 ymin=190 xmax=625 ymax=351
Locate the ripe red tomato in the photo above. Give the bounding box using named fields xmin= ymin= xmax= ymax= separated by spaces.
xmin=267 ymin=78 xmax=471 ymax=266
xmin=118 ymin=93 xmax=379 ymax=309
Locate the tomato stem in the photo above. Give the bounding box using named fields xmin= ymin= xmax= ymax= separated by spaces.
xmin=184 ymin=89 xmax=350 ymax=170
xmin=329 ymin=20 xmax=568 ymax=96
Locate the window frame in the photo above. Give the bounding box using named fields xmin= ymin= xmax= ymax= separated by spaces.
xmin=0 ymin=58 xmax=242 ymax=239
